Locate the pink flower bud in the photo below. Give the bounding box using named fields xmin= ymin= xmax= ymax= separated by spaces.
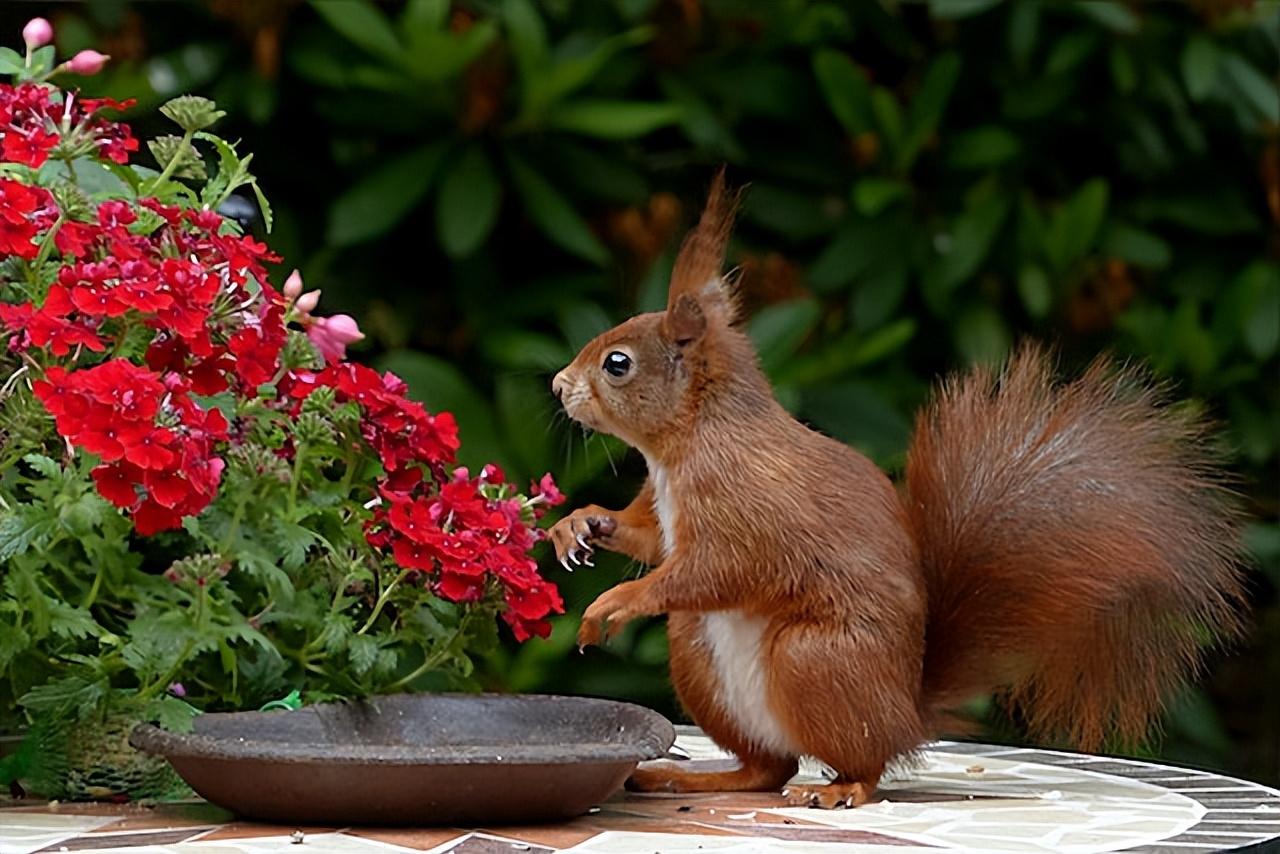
xmin=22 ymin=18 xmax=53 ymax=50
xmin=306 ymin=314 xmax=365 ymax=362
xmin=325 ymin=314 xmax=364 ymax=344
xmin=66 ymin=49 xmax=109 ymax=75
xmin=168 ymin=682 xmax=187 ymax=698
xmin=282 ymin=269 xmax=304 ymax=300
xmin=295 ymin=289 xmax=321 ymax=314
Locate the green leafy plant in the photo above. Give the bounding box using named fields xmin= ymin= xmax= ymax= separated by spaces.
xmin=0 ymin=18 xmax=566 ymax=799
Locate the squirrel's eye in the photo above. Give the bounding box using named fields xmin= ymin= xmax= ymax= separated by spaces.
xmin=603 ymin=351 xmax=632 ymax=378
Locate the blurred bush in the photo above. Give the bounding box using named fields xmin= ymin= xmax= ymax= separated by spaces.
xmin=5 ymin=0 xmax=1275 ymax=783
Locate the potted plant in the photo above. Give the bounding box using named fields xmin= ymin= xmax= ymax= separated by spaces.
xmin=0 ymin=19 xmax=565 ymax=800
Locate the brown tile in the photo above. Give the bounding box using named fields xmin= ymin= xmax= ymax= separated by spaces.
xmin=473 ymin=825 xmax=599 ymax=848
xmin=34 ymin=828 xmax=214 ymax=851
xmin=195 ymin=822 xmax=342 ymax=841
xmin=353 ymin=828 xmax=469 ymax=850
xmin=434 ymin=835 xmax=554 ymax=854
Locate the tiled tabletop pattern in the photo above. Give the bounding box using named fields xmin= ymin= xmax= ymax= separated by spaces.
xmin=2 ymin=729 xmax=1278 ymax=853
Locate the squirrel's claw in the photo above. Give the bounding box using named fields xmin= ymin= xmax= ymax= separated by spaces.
xmin=559 ymin=555 xmax=573 ymax=573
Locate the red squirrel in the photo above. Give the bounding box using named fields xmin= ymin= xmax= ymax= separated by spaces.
xmin=548 ymin=173 xmax=1246 ymax=809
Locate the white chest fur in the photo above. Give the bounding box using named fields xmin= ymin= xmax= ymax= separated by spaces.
xmin=644 ymin=458 xmax=797 ymax=757
xmin=647 ymin=459 xmax=677 ymax=559
xmin=700 ymin=611 xmax=798 ymax=756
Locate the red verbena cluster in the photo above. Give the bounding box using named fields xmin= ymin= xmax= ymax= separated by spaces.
xmin=33 ymin=360 xmax=229 ymax=535
xmin=286 ymin=363 xmax=566 ymax=639
xmin=1 ymin=76 xmax=565 ymax=638
xmin=0 ymin=81 xmax=137 ymax=168
xmin=367 ymin=467 xmax=565 ymax=641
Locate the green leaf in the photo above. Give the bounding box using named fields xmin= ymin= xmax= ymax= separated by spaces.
xmin=272 ymin=520 xmax=317 ymax=571
xmin=870 ymin=87 xmax=904 ymax=150
xmin=1046 ymin=30 xmax=1100 ymax=76
xmin=1182 ymin=36 xmax=1220 ymax=101
xmin=748 ymin=298 xmax=821 ymax=373
xmin=250 ymin=181 xmax=274 ymax=233
xmin=1007 ymin=2 xmax=1039 ymax=68
xmin=504 ymin=0 xmax=548 ymax=79
xmin=1045 ymin=179 xmax=1108 ymax=272
xmin=327 ymin=142 xmax=446 ymax=246
xmin=48 ymin=602 xmax=100 ymax=640
xmin=1219 ymin=51 xmax=1280 ymax=125
xmin=954 ymin=304 xmax=1012 ymax=364
xmin=928 ymin=0 xmax=1002 ymax=19
xmin=747 ymin=184 xmax=842 ymax=238
xmin=558 ymin=302 xmax=614 ymax=351
xmin=19 ymin=674 xmax=108 ymax=719
xmin=1101 ymin=221 xmax=1171 ymax=269
xmin=404 ymin=20 xmax=497 ymax=81
xmin=436 ymin=146 xmax=502 ymax=257
xmin=22 ymin=454 xmax=62 ymax=479
xmin=809 ymin=217 xmax=902 ymax=294
xmin=777 ymin=319 xmax=916 ymax=386
xmin=402 ymin=0 xmax=449 ymax=31
xmin=1017 ymin=265 xmax=1052 ymax=319
xmin=146 ymin=696 xmax=201 ymax=733
xmin=899 ymin=52 xmax=961 ymax=170
xmin=1075 ymin=1 xmax=1139 ymax=34
xmin=946 ymin=125 xmax=1021 ymax=169
xmin=1239 ymin=262 xmax=1280 ymax=360
xmin=310 ymin=0 xmax=405 ymax=64
xmin=348 ymin=635 xmax=379 ymax=675
xmin=0 ymin=47 xmax=23 ymax=75
xmin=505 ymin=153 xmax=609 ymax=264
xmin=852 ymin=178 xmax=909 ymax=216
xmin=800 ymin=381 xmax=912 ymax=464
xmin=0 ymin=506 xmax=55 ymax=561
xmin=812 ymin=50 xmax=874 ymax=135
xmin=544 ymin=100 xmax=683 ymax=139
xmin=520 ymin=27 xmax=652 ymax=120
xmin=934 ymin=193 xmax=1010 ymax=291
xmin=318 ymin=612 xmax=354 ymax=655
xmin=0 ymin=619 xmax=30 ymax=671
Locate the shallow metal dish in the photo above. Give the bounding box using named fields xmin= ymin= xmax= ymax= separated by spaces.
xmin=129 ymin=693 xmax=674 ymax=825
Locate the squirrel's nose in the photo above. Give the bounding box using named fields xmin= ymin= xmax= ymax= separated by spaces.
xmin=551 ymin=371 xmax=567 ymax=403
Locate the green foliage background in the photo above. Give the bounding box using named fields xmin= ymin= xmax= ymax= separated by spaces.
xmin=3 ymin=0 xmax=1276 ymax=784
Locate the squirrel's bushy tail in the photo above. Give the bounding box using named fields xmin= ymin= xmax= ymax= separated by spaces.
xmin=905 ymin=343 xmax=1246 ymax=750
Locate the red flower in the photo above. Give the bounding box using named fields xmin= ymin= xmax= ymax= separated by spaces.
xmin=91 ymin=462 xmax=142 ymax=508
xmin=1 ymin=125 xmax=58 ymax=167
xmin=0 ymin=178 xmax=42 ymax=259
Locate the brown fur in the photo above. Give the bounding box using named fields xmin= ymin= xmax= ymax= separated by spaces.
xmin=548 ymin=175 xmax=1247 ymax=806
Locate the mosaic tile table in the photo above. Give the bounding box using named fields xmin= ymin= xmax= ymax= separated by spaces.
xmin=3 ymin=729 xmax=1278 ymax=854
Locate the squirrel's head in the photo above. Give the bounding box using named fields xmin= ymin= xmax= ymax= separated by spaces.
xmin=552 ymin=171 xmax=770 ymax=459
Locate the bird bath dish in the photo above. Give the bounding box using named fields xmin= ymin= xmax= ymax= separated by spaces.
xmin=129 ymin=693 xmax=674 ymax=825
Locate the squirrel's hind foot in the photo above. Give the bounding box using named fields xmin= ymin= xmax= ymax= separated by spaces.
xmin=781 ymin=780 xmax=876 ymax=809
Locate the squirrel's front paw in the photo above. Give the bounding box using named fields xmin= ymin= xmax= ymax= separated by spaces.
xmin=578 ymin=582 xmax=643 ymax=648
xmin=550 ymin=508 xmax=617 ymax=571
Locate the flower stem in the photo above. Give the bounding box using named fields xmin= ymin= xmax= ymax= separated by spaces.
xmin=386 ymin=611 xmax=473 ymax=691
xmin=287 ymin=443 xmax=307 ymax=517
xmin=31 ymin=214 xmax=64 ymax=272
xmin=356 ymin=570 xmax=409 ymax=636
xmin=144 ymin=128 xmax=194 ymax=193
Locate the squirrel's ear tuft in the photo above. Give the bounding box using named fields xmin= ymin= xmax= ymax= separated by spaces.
xmin=668 ymin=167 xmax=742 ymax=322
xmin=664 ymin=294 xmax=706 ymax=347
